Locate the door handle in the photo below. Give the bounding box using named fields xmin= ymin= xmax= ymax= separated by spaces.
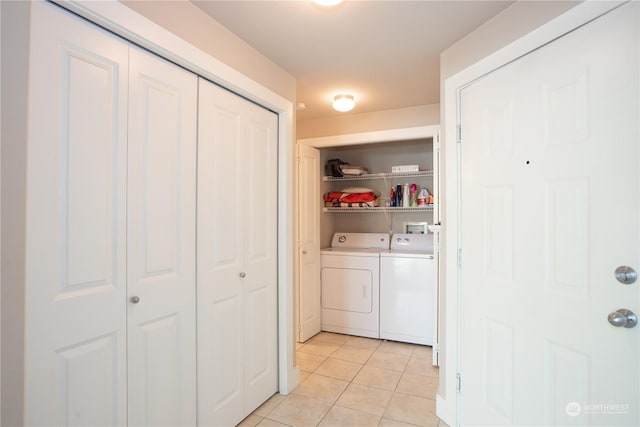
xmin=607 ymin=309 xmax=637 ymax=328
xmin=302 ymin=250 xmax=308 ymax=254
xmin=239 ymin=272 xmax=246 ymax=278
xmin=130 ymin=296 xmax=140 ymax=304
xmin=615 ymin=266 xmax=637 ymax=285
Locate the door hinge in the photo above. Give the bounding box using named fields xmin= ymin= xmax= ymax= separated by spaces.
xmin=456 ymin=373 xmax=462 ymax=392
xmin=457 ymin=248 xmax=462 ymax=268
xmin=435 ymin=132 xmax=441 ymax=150
xmin=456 ymin=124 xmax=462 ymax=144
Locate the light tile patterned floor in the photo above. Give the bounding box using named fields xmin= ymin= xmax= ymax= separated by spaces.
xmin=239 ymin=332 xmax=449 ymax=427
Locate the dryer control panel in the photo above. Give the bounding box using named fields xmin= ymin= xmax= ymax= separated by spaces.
xmin=330 ymin=232 xmax=390 ymax=249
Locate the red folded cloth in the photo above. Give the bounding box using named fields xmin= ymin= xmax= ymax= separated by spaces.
xmin=340 ymin=192 xmax=377 ymax=203
xmin=323 ymin=191 xmax=377 ymax=204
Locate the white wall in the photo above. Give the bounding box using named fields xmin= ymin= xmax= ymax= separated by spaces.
xmin=120 ymin=0 xmax=296 ymax=104
xmin=0 ymin=2 xmax=30 ymax=425
xmin=298 ymin=104 xmax=440 ymax=139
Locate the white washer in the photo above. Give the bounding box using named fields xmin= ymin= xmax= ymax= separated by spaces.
xmin=380 ymin=233 xmax=434 ymax=345
xmin=321 ymin=233 xmax=390 ymax=339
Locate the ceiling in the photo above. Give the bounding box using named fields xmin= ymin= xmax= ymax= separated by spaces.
xmin=192 ymin=0 xmax=514 ymax=121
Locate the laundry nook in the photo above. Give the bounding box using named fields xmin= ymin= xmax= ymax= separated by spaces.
xmin=297 ymin=129 xmax=441 ymax=365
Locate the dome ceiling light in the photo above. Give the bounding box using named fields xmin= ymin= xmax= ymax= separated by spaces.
xmin=332 ymin=93 xmax=355 ymax=112
xmin=313 ymin=0 xmax=344 ymax=7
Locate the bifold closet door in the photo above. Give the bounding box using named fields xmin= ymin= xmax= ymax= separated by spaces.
xmin=127 ymin=47 xmax=198 ymax=425
xmin=24 ymin=2 xmax=129 ymax=424
xmin=197 ymin=79 xmax=279 ymax=426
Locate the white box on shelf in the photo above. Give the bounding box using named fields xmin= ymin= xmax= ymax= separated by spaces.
xmin=391 ymin=165 xmax=419 ymax=173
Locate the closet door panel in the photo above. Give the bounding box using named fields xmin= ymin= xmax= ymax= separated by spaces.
xmin=197 ymin=79 xmax=245 ymax=425
xmin=297 ymin=145 xmax=322 ymax=341
xmin=24 ymin=3 xmax=128 ymax=424
xmin=243 ymin=105 xmax=279 ymax=411
xmin=127 ymin=47 xmax=197 ymax=426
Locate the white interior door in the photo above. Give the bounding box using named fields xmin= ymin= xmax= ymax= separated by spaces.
xmin=297 ymin=144 xmax=322 ymax=342
xmin=459 ymin=3 xmax=638 ymax=426
xmin=198 ymin=79 xmax=278 ymax=426
xmin=242 ymin=88 xmax=279 ymax=412
xmin=198 ymin=79 xmax=246 ymax=426
xmin=127 ymin=47 xmax=197 ymax=426
xmin=24 ymin=3 xmax=128 ymax=424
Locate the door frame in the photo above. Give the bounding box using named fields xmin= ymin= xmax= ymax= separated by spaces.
xmin=440 ymin=1 xmax=627 ymax=425
xmin=296 ymin=124 xmax=441 ymax=353
xmin=56 ymin=0 xmax=300 ymax=394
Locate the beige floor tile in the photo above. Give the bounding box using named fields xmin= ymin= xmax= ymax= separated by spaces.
xmin=366 ymin=351 xmax=410 ymax=372
xmin=345 ymin=336 xmax=381 ymax=350
xmin=335 ymin=382 xmax=393 ymax=417
xmin=318 ymin=405 xmax=381 ymax=426
xmin=315 ymin=357 xmax=363 ymax=381
xmin=293 ymin=373 xmax=350 ymax=403
xmin=353 ymin=366 xmax=402 ymax=391
xmin=411 ymin=345 xmax=433 ymax=360
xmin=384 ymin=393 xmax=439 ymax=427
xmin=288 ymin=337 xmax=442 ymax=426
xmin=267 ymin=393 xmax=332 ymax=427
xmin=252 ymin=393 xmax=287 ymax=417
xmin=438 ymin=419 xmax=450 ymax=427
xmin=238 ymin=413 xmax=263 ymax=427
xmin=296 ymin=351 xmax=327 ymax=372
xmin=299 ymin=370 xmax=311 ymax=382
xmin=331 ymin=345 xmax=375 ymax=364
xmin=378 ymin=341 xmax=417 ymax=356
xmin=311 ymin=332 xmax=351 ymax=345
xmin=379 ymin=418 xmax=422 ymax=427
xmin=299 ymin=341 xmax=341 ymax=357
xmin=256 ymin=419 xmax=290 ymax=427
xmin=396 ymin=372 xmax=438 ymax=399
xmin=405 ymin=357 xmax=439 ymax=377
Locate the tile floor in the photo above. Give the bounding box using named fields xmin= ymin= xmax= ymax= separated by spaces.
xmin=239 ymin=332 xmax=449 ymax=427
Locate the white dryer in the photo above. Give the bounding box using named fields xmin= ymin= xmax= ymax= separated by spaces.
xmin=321 ymin=233 xmax=390 ymax=339
xmin=380 ymin=233 xmax=434 ymax=345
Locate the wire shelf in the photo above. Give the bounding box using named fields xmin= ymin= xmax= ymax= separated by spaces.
xmin=323 ymin=206 xmax=434 ymax=213
xmin=323 ymin=170 xmax=433 ymax=182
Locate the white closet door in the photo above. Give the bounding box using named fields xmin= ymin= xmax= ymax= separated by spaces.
xmin=241 ymin=89 xmax=279 ymax=413
xmin=297 ymin=145 xmax=322 ymax=342
xmin=127 ymin=47 xmax=197 ymax=425
xmin=198 ymin=79 xmax=278 ymax=426
xmin=198 ymin=80 xmax=246 ymax=425
xmin=24 ymin=2 xmax=128 ymax=424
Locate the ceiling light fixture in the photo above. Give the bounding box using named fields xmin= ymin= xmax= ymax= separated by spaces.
xmin=313 ymin=0 xmax=344 ymax=6
xmin=333 ymin=93 xmax=355 ymax=112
